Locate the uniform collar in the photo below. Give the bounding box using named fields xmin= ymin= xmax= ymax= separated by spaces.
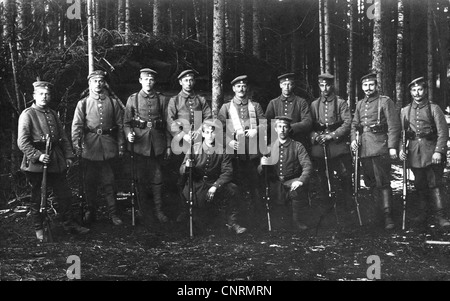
xmin=32 ymin=103 xmax=50 ymax=113
xmin=412 ymin=98 xmax=430 ymax=109
xmin=140 ymin=89 xmax=156 ymax=98
xmin=280 ymin=94 xmax=295 ymax=102
xmin=180 ymin=90 xmax=195 ymax=100
xmin=278 ymin=138 xmax=292 ymax=147
xmin=89 ymin=91 xmax=106 ymax=100
xmin=233 ymin=96 xmax=248 ymax=105
xmin=320 ymin=93 xmax=336 ymax=103
xmin=364 ymin=91 xmax=379 ymax=103
xmin=202 ymin=141 xmax=218 ymax=153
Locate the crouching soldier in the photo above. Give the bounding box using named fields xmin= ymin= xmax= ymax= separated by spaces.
xmin=18 ymin=81 xmax=90 ymax=241
xmin=399 ymin=77 xmax=450 ymax=228
xmin=179 ymin=120 xmax=247 ymax=234
xmin=259 ymin=116 xmax=313 ymax=231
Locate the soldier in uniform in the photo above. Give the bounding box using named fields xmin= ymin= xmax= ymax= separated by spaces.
xmin=18 ymin=81 xmax=90 ymax=241
xmin=310 ymin=73 xmax=353 ymax=212
xmin=179 ymin=119 xmax=247 ymax=234
xmin=167 ymin=69 xmax=212 ymax=221
xmin=259 ymin=116 xmax=313 ymax=231
xmin=350 ymin=73 xmax=401 ymax=230
xmin=72 ymin=70 xmax=125 ymax=226
xmin=218 ymin=75 xmax=266 ymax=219
xmin=265 ymin=73 xmax=312 ymax=148
xmin=399 ymin=77 xmax=450 ymax=227
xmin=123 ymin=68 xmax=171 ymax=223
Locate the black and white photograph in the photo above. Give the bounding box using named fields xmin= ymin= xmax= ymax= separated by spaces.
xmin=1 ymin=0 xmax=450 ymax=286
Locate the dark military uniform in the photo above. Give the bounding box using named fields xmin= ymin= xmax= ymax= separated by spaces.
xmin=310 ymin=75 xmax=352 ymax=211
xmin=72 ymin=71 xmax=125 ymax=223
xmin=179 ymin=141 xmax=246 ymax=233
xmin=259 ymin=135 xmax=313 ymax=230
xmin=400 ymin=77 xmax=450 ymax=227
xmin=351 ymin=73 xmax=401 ymax=229
xmin=123 ymin=69 xmax=171 ymax=223
xmin=265 ymin=73 xmax=312 ymax=147
xmin=18 ymin=82 xmax=89 ymax=237
xmin=218 ymin=76 xmax=266 ymax=211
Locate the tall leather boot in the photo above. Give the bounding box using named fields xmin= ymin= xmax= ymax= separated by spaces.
xmin=291 ymin=192 xmax=308 ymax=231
xmin=104 ymin=185 xmax=122 ymax=226
xmin=152 ymin=184 xmax=168 ymax=223
xmin=227 ymin=210 xmax=247 ymax=234
xmin=430 ymin=187 xmax=450 ymax=227
xmin=380 ymin=187 xmax=394 ymax=230
xmin=411 ymin=190 xmax=428 ymax=223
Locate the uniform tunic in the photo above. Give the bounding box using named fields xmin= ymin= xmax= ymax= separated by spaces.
xmin=72 ymin=92 xmax=125 ymax=161
xmin=310 ymin=93 xmax=351 ymax=158
xmin=400 ymin=99 xmax=448 ymax=168
xmin=351 ymin=92 xmax=401 ymax=158
xmin=265 ymin=94 xmax=312 ymax=143
xmin=18 ymin=104 xmax=73 ymax=173
xmin=123 ymin=90 xmax=170 ymax=156
xmin=180 ymin=142 xmax=233 ymax=207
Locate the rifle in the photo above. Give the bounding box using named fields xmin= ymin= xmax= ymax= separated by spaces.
xmin=402 ymin=118 xmax=410 ymax=230
xmin=188 ymin=124 xmax=195 ymax=238
xmin=77 ymin=131 xmax=86 ymax=224
xmin=322 ymin=143 xmax=338 ymax=224
xmin=39 ymin=134 xmax=53 ymax=242
xmin=129 ymin=115 xmax=142 ymax=226
xmin=264 ymin=165 xmax=272 ymax=231
xmin=353 ymin=130 xmax=363 ymax=226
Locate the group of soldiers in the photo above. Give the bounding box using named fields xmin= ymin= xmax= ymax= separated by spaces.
xmin=17 ymin=67 xmax=450 ymax=242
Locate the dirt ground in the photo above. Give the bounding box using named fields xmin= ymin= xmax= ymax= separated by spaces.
xmin=1 ymin=153 xmax=450 ymax=282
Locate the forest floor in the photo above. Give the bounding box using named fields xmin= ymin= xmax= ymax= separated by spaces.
xmin=1 ymin=151 xmax=450 ymax=283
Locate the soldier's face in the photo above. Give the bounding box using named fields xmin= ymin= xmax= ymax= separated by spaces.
xmin=319 ymin=82 xmax=333 ymax=96
xmin=179 ymin=76 xmax=195 ymax=93
xmin=280 ymin=81 xmax=294 ymax=96
xmin=140 ymin=75 xmax=155 ymax=92
xmin=34 ymin=88 xmax=51 ymax=108
xmin=411 ymin=86 xmax=426 ymax=102
xmin=89 ymin=77 xmax=106 ymax=94
xmin=233 ymin=83 xmax=247 ymax=98
xmin=362 ymin=80 xmax=377 ymax=97
xmin=202 ymin=126 xmax=216 ymax=146
xmin=275 ymin=121 xmax=290 ymax=140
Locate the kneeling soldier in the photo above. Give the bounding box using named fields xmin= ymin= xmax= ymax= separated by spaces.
xmin=179 ymin=120 xmax=247 ymax=234
xmin=259 ymin=116 xmax=313 ymax=231
xmin=18 ymin=81 xmax=90 ymax=241
xmin=399 ymin=77 xmax=450 ymax=227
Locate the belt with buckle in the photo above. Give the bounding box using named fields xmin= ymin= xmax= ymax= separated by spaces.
xmin=146 ymin=121 xmax=153 ymax=129
xmin=96 ymin=128 xmax=103 ymax=135
xmin=363 ymin=126 xmax=371 ymax=132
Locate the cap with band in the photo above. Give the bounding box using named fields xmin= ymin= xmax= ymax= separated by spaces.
xmin=231 ymin=75 xmax=248 ymax=86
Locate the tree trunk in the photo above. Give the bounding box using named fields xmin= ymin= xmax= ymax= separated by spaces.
xmin=372 ymin=0 xmax=383 ymax=94
xmin=94 ymin=0 xmax=100 ymax=32
xmin=347 ymin=0 xmax=356 ymax=111
xmin=87 ymin=0 xmax=94 ymax=73
xmin=153 ymin=0 xmax=161 ymax=36
xmin=319 ymin=0 xmax=325 ymax=74
xmin=324 ymin=0 xmax=332 ymax=74
xmin=17 ymin=0 xmax=31 ymax=51
xmin=427 ymin=0 xmax=434 ymax=103
xmin=212 ymin=0 xmax=225 ymax=119
xmin=225 ymin=0 xmax=237 ymax=53
xmin=125 ymin=0 xmax=130 ymax=43
xmin=239 ymin=0 xmax=247 ymax=53
xmin=193 ymin=0 xmax=204 ymax=43
xmin=395 ymin=0 xmax=404 ymax=112
xmin=118 ymin=0 xmax=125 ymax=34
xmin=252 ymin=0 xmax=260 ymax=58
xmin=434 ymin=0 xmax=448 ymax=111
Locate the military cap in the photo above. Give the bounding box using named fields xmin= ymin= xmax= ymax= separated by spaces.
xmin=274 ymin=116 xmax=293 ymax=124
xmin=318 ymin=73 xmax=335 ymax=83
xmin=140 ymin=68 xmax=158 ymax=77
xmin=277 ymin=73 xmax=295 ymax=83
xmin=408 ymin=76 xmax=426 ymax=89
xmin=177 ymin=69 xmax=198 ymax=80
xmin=360 ymin=72 xmax=377 ymax=83
xmin=202 ymin=119 xmax=221 ymax=129
xmin=230 ymin=75 xmax=248 ymax=86
xmin=87 ymin=70 xmax=107 ymax=80
xmin=32 ymin=81 xmax=53 ymax=90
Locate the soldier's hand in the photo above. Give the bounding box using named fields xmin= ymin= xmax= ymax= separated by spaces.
xmin=164 ymin=147 xmax=171 ymax=160
xmin=207 ymin=186 xmax=217 ymax=202
xmin=127 ymin=132 xmax=135 ymax=143
xmin=290 ymin=181 xmax=303 ymax=191
xmin=186 ymin=159 xmax=193 ymax=168
xmin=389 ymin=148 xmax=398 ymax=160
xmin=350 ymin=140 xmax=359 ymax=152
xmin=66 ymin=159 xmax=73 ymax=168
xmin=261 ymin=156 xmax=270 ymax=166
xmin=399 ymin=150 xmax=407 ymax=161
xmin=228 ymin=140 xmax=239 ymax=150
xmin=74 ymin=146 xmax=82 ymax=157
xmin=235 ymin=129 xmax=245 ymax=139
xmin=119 ymin=150 xmax=124 ymax=157
xmin=432 ymin=152 xmax=442 ymax=164
xmin=39 ymin=154 xmax=50 ymax=164
xmin=245 ymin=128 xmax=257 ymax=138
xmin=317 ymin=134 xmax=332 ymax=145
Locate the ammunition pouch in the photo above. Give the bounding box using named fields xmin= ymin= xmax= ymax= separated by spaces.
xmin=87 ymin=126 xmax=118 ymax=136
xmin=363 ymin=123 xmax=388 ymax=134
xmin=131 ymin=117 xmax=165 ymax=130
xmin=32 ymin=139 xmax=61 ymax=151
xmin=313 ymin=121 xmax=344 ymax=133
xmin=405 ymin=130 xmax=416 ymax=140
xmin=413 ymin=127 xmax=437 ymax=140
